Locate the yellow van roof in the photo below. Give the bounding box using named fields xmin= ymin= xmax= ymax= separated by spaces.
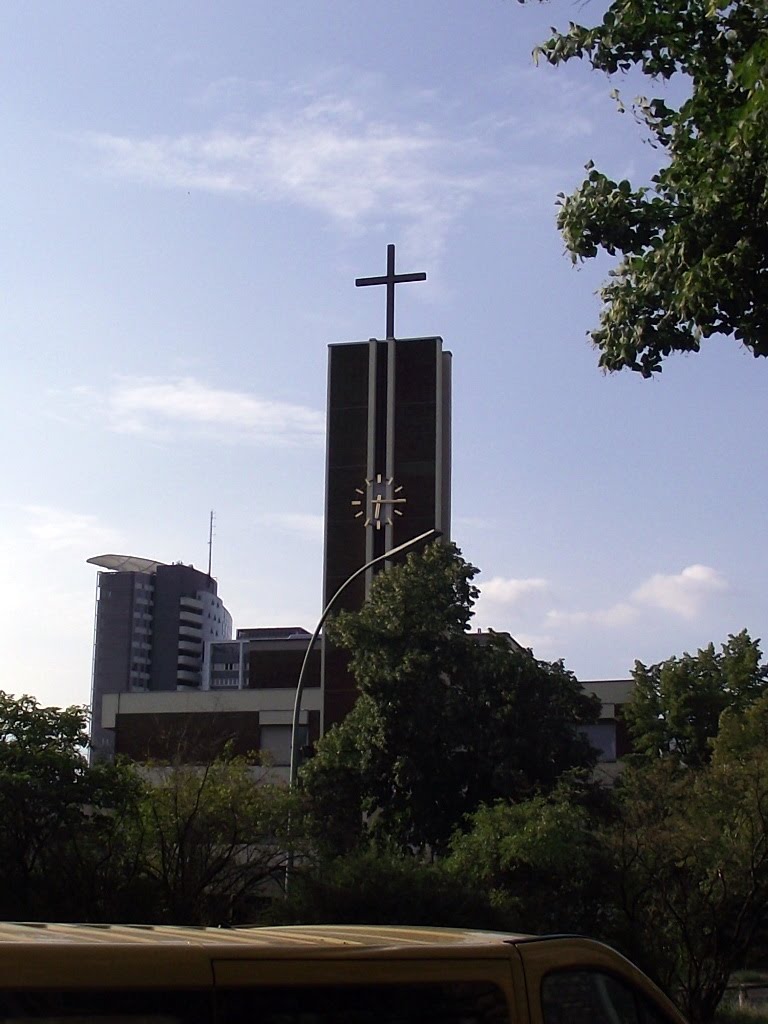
xmin=0 ymin=923 xmax=528 ymax=948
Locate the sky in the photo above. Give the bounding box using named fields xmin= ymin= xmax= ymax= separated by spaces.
xmin=2 ymin=1 xmax=766 ymax=711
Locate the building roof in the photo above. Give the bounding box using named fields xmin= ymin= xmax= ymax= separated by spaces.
xmin=236 ymin=626 xmax=311 ymax=640
xmin=87 ymin=554 xmax=167 ymax=574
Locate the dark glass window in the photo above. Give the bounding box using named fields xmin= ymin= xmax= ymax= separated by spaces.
xmin=0 ymin=989 xmax=211 ymax=1024
xmin=542 ymin=970 xmax=672 ymax=1024
xmin=580 ymin=722 xmax=617 ymax=763
xmin=218 ymin=982 xmax=509 ymax=1024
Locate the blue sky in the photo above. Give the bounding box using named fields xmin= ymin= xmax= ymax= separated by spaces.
xmin=2 ymin=1 xmax=765 ymax=710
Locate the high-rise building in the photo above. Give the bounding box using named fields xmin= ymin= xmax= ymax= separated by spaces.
xmin=88 ymin=555 xmax=231 ymax=761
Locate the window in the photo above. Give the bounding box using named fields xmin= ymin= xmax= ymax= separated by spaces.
xmin=580 ymin=723 xmax=617 ymax=762
xmin=0 ymin=989 xmax=211 ymax=1024
xmin=218 ymin=982 xmax=510 ymax=1024
xmin=258 ymin=725 xmax=293 ymax=766
xmin=542 ymin=971 xmax=671 ymax=1024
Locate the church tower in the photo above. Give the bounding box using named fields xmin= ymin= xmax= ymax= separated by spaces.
xmin=321 ymin=246 xmax=452 ymax=726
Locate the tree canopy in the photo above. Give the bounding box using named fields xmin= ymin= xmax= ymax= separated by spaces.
xmin=136 ymin=755 xmax=299 ymax=924
xmin=624 ymin=630 xmax=768 ymax=766
xmin=0 ymin=693 xmax=141 ymax=920
xmin=0 ymin=692 xmax=306 ymax=924
xmin=609 ymin=754 xmax=768 ymax=1022
xmin=531 ymin=0 xmax=768 ymax=375
xmin=301 ymin=542 xmax=599 ymax=854
xmin=446 ymin=775 xmax=612 ymax=935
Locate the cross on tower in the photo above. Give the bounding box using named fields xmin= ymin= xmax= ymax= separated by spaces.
xmin=355 ymin=243 xmax=426 ymax=340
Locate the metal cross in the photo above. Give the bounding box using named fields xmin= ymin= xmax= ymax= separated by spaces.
xmin=355 ymin=243 xmax=426 ymax=339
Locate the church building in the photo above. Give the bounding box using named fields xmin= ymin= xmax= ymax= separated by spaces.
xmin=90 ymin=245 xmax=450 ymax=767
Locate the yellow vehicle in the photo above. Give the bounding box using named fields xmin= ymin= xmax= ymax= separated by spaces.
xmin=0 ymin=923 xmax=686 ymax=1024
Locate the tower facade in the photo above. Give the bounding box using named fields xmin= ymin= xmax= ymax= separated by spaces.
xmin=322 ymin=335 xmax=452 ymax=726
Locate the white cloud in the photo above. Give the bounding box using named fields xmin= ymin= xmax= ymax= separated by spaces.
xmin=104 ymin=376 xmax=324 ymax=446
xmin=86 ymin=91 xmax=494 ymax=263
xmin=474 ymin=563 xmax=729 ymax=664
xmin=632 ymin=564 xmax=728 ymax=620
xmin=543 ymin=566 xmax=727 ymax=629
xmin=479 ymin=576 xmax=551 ymax=605
xmin=23 ymin=505 xmax=124 ymax=553
xmin=547 ymin=602 xmax=639 ymax=628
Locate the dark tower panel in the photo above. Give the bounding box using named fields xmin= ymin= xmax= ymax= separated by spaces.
xmin=321 ymin=335 xmax=451 ymax=733
xmin=324 ymin=343 xmax=371 ymax=613
xmin=392 ymin=338 xmax=438 ymax=549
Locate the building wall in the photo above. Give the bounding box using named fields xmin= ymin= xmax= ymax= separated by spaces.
xmin=90 ymin=571 xmax=138 ymax=760
xmin=150 ymin=564 xmax=223 ymax=692
xmin=581 ymin=678 xmax=635 ymax=780
xmin=92 ymin=572 xmax=136 ymax=696
xmin=102 ymin=689 xmax=322 ymax=777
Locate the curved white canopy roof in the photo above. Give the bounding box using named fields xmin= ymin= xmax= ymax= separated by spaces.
xmin=87 ymin=553 xmax=166 ymax=574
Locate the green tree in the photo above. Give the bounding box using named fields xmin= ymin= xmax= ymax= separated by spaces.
xmin=0 ymin=692 xmax=141 ymax=920
xmin=446 ymin=776 xmax=613 ymax=935
xmin=530 ymin=0 xmax=768 ymax=375
xmin=609 ymin=755 xmax=768 ymax=1023
xmin=135 ymin=755 xmax=301 ymax=925
xmin=444 ymin=742 xmax=768 ymax=1023
xmin=624 ymin=630 xmax=768 ymax=766
xmin=301 ymin=543 xmax=599 ymax=854
xmin=272 ymin=847 xmax=509 ymax=930
xmin=714 ymin=687 xmax=768 ymax=762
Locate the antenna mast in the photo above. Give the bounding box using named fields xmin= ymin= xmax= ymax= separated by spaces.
xmin=207 ymin=510 xmax=215 ymax=578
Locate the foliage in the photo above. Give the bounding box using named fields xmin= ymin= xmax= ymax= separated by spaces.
xmin=301 ymin=543 xmax=599 ymax=854
xmin=271 ymin=847 xmax=510 ymax=930
xmin=134 ymin=756 xmax=302 ymax=925
xmin=0 ymin=692 xmax=141 ymax=920
xmin=624 ymin=631 xmax=768 ymax=767
xmin=530 ymin=0 xmax=768 ymax=375
xmin=443 ymin=715 xmax=768 ymax=1023
xmin=298 ymin=716 xmax=367 ymax=856
xmin=0 ymin=693 xmax=308 ymax=924
xmin=714 ymin=686 xmax=768 ymax=763
xmin=608 ymin=754 xmax=768 ymax=1023
xmin=446 ymin=775 xmax=614 ymax=935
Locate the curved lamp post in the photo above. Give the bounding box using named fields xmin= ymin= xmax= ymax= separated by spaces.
xmin=289 ymin=527 xmax=442 ymax=787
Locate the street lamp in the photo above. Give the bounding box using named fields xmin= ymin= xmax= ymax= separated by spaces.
xmin=289 ymin=528 xmax=442 ymax=787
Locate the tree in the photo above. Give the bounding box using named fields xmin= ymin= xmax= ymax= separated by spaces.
xmin=0 ymin=692 xmax=141 ymax=920
xmin=624 ymin=630 xmax=768 ymax=766
xmin=301 ymin=543 xmax=599 ymax=854
xmin=444 ymin=736 xmax=768 ymax=1023
xmin=446 ymin=775 xmax=614 ymax=936
xmin=714 ymin=688 xmax=768 ymax=762
xmin=135 ymin=754 xmax=301 ymax=925
xmin=531 ymin=0 xmax=768 ymax=375
xmin=272 ymin=847 xmax=509 ymax=930
xmin=608 ymin=755 xmax=768 ymax=1023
